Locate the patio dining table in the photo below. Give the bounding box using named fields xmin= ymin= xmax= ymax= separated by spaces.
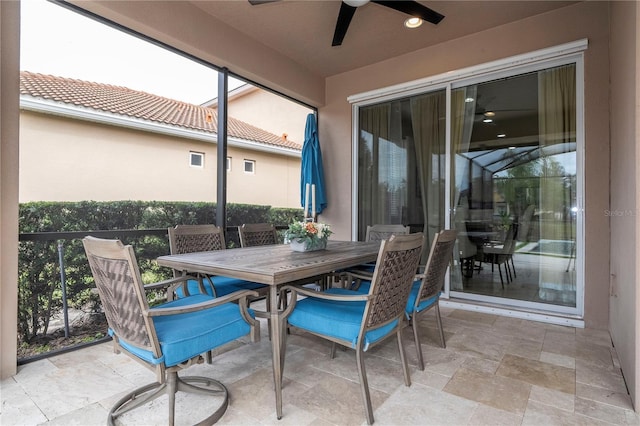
xmin=156 ymin=239 xmax=381 ymax=419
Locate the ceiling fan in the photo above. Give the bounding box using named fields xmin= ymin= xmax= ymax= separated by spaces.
xmin=249 ymin=0 xmax=445 ymax=47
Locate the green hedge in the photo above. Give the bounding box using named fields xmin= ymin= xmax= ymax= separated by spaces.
xmin=18 ymin=201 xmax=303 ymax=343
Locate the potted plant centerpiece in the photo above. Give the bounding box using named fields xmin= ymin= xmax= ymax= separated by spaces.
xmin=285 ymin=221 xmax=333 ymax=252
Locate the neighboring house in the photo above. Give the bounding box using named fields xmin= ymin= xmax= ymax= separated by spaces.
xmin=19 ymin=71 xmax=304 ymax=208
xmin=205 ymin=84 xmax=310 ymax=145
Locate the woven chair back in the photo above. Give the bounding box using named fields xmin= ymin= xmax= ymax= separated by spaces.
xmin=238 ymin=223 xmax=278 ymax=247
xmin=416 ymin=230 xmax=457 ymax=303
xmin=365 ymin=224 xmax=411 ymax=242
xmin=168 ymin=224 xmax=226 ymax=254
xmin=364 ymin=233 xmax=423 ymax=329
xmin=83 ymin=236 xmax=159 ymax=357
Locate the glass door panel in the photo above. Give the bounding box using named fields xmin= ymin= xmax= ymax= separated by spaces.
xmin=357 ymin=90 xmax=446 ymax=258
xmin=450 ymin=64 xmax=578 ymax=308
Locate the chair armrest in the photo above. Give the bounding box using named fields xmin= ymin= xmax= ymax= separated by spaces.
xmin=146 ymin=289 xmax=259 ymax=317
xmin=143 ymin=275 xmax=197 ymax=291
xmin=283 ymin=285 xmax=370 ymax=301
xmin=280 ymin=285 xmax=369 ymax=319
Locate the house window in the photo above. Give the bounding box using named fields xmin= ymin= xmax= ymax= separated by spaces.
xmin=226 ymin=157 xmax=232 ymax=171
xmin=244 ymin=159 xmax=255 ymax=174
xmin=190 ymin=151 xmax=204 ymax=168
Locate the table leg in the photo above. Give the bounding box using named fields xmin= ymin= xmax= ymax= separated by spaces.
xmin=269 ymin=285 xmax=283 ymax=420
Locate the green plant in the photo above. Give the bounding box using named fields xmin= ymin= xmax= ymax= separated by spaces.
xmin=17 ymin=201 xmax=304 ymax=355
xmin=284 ymin=221 xmax=333 ymax=244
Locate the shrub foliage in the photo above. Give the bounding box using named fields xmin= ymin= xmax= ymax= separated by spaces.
xmin=18 ymin=201 xmax=303 ymax=344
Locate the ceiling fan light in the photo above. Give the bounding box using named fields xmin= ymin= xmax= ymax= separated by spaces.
xmin=404 ymin=17 xmax=423 ymax=28
xmin=344 ymin=0 xmax=369 ymax=7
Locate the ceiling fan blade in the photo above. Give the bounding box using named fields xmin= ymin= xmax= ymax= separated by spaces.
xmin=372 ymin=1 xmax=444 ymax=25
xmin=332 ymin=2 xmax=358 ymax=47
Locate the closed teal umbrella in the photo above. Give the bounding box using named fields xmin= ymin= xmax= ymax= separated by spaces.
xmin=301 ymin=113 xmax=327 ymax=218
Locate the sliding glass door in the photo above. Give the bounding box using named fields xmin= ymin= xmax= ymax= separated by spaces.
xmin=451 ymin=63 xmax=578 ymax=311
xmin=354 ymin=55 xmax=582 ymax=316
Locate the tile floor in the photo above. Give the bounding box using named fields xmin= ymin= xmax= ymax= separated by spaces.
xmin=2 ymin=306 xmax=638 ymax=425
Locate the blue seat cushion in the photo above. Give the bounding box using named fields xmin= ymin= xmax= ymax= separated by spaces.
xmin=287 ymin=288 xmax=398 ymax=351
xmin=405 ymin=281 xmax=438 ymax=316
xmin=175 ymin=275 xmax=267 ymax=298
xmin=113 ymin=294 xmax=255 ymax=367
xmin=349 ymin=279 xmax=438 ymax=317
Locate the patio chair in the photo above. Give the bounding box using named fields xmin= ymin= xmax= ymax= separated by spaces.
xmin=406 ymin=230 xmax=457 ymax=370
xmin=82 ymin=236 xmax=260 ymax=426
xmin=281 ymin=233 xmax=424 ymax=425
xmin=168 ymin=224 xmax=269 ymax=299
xmin=454 ymin=207 xmax=478 ymax=278
xmin=238 ymin=222 xmax=278 ymax=247
xmin=481 ymin=224 xmax=516 ymax=288
xmin=365 ymin=224 xmax=411 ymax=242
xmin=335 ymin=223 xmax=411 ymax=288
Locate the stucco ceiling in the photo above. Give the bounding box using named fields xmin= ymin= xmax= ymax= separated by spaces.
xmin=190 ymin=1 xmax=579 ymax=78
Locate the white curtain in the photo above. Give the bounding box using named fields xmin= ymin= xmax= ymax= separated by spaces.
xmin=410 ymin=91 xmax=446 ymax=260
xmin=449 ymin=86 xmax=477 ymax=290
xmin=358 ymin=104 xmax=390 ymax=240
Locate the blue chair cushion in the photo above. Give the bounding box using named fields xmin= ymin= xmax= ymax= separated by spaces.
xmin=112 ymin=294 xmax=255 ymax=367
xmin=175 ymin=276 xmax=267 ymax=298
xmin=349 ymin=279 xmax=438 ymax=317
xmin=287 ymin=288 xmax=398 ymax=351
xmin=405 ymin=280 xmax=438 ymax=316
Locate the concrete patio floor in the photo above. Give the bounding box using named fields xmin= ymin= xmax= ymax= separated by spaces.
xmin=2 ymin=306 xmax=638 ymax=425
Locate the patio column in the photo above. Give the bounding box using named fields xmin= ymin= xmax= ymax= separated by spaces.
xmin=0 ymin=0 xmax=20 ymax=379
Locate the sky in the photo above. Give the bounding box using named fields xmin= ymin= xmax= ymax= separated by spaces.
xmin=20 ymin=0 xmax=243 ymax=105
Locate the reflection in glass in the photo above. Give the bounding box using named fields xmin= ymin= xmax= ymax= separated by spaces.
xmin=451 ymin=64 xmax=577 ymax=307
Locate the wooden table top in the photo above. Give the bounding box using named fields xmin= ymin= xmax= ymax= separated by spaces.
xmin=156 ymin=240 xmax=381 ymax=286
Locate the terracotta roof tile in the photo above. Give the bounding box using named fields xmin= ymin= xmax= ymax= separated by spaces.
xmin=19 ymin=71 xmax=301 ymax=151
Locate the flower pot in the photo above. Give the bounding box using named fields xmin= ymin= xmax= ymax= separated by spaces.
xmin=290 ymin=238 xmax=327 ymax=252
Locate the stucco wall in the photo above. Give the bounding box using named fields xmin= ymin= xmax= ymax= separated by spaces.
xmin=227 ymin=87 xmax=312 ymax=145
xmin=318 ymin=1 xmax=611 ymax=329
xmin=19 ymin=111 xmax=301 ymax=208
xmin=609 ymin=0 xmax=639 ymax=409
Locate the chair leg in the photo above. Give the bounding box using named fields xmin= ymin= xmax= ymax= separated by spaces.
xmin=355 ymin=347 xmax=374 ymax=425
xmin=435 ymin=303 xmax=446 ymax=349
xmin=107 ymin=371 xmax=229 ymax=426
xmin=396 ymin=328 xmax=411 ymax=387
xmin=509 ymin=256 xmax=516 ymax=278
xmin=411 ymin=314 xmax=424 ymax=371
xmin=167 ymin=371 xmax=177 ymax=426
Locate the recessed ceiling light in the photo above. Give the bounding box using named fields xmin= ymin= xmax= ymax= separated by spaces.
xmin=484 ymin=111 xmax=495 ymax=117
xmin=483 ymin=118 xmax=493 ymax=123
xmin=404 ymin=17 xmax=423 ymax=28
xmin=498 ymin=134 xmax=507 ymax=138
xmin=344 ymin=0 xmax=369 ymax=6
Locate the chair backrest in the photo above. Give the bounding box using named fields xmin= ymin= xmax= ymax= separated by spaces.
xmin=413 ymin=230 xmax=457 ymax=307
xmin=238 ymin=223 xmax=278 ymax=247
xmin=82 ymin=236 xmax=161 ymax=359
xmin=168 ymin=224 xmax=226 ymax=254
xmin=363 ymin=233 xmax=424 ymax=332
xmin=365 ymin=224 xmax=411 ymax=242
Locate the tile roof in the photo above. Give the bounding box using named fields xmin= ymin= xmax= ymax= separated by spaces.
xmin=19 ymin=71 xmax=301 ymax=151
